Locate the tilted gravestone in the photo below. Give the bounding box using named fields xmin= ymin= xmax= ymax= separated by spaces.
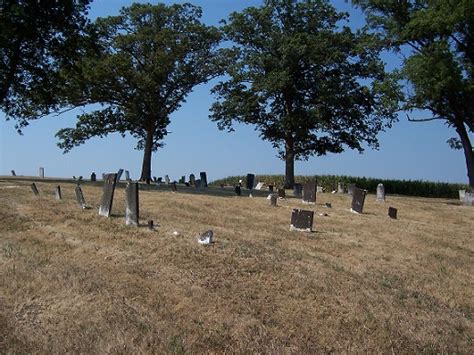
xmin=290 ymin=209 xmax=314 ymax=232
xmin=39 ymin=167 xmax=44 ymax=178
xmin=125 ymin=182 xmax=139 ymax=226
xmin=351 ymin=187 xmax=367 ymax=214
xmin=255 ymin=182 xmax=264 ymax=190
xmin=99 ymin=173 xmax=118 ymax=217
xmin=11 ymin=170 xmax=16 ymax=176
xmin=278 ymin=188 xmax=286 ymax=199
xmin=125 ymin=170 xmax=130 ymax=181
xmin=165 ymin=175 xmax=170 ymax=184
xmin=75 ymin=185 xmax=87 ymax=209
xmin=116 ymin=169 xmax=124 ymax=181
xmin=303 ymin=181 xmax=317 ymax=204
xmin=388 ymin=207 xmax=397 ymax=219
xmin=200 ymin=172 xmax=208 ymax=187
xmin=235 ymin=185 xmax=241 ymax=196
xmin=55 ymin=186 xmax=62 ymax=200
xmin=348 ymin=184 xmax=356 ymax=196
xmin=337 ymin=182 xmax=344 ymax=194
xmin=31 ymin=183 xmax=39 ymax=196
xmin=189 ymin=174 xmax=195 ymax=185
xmin=90 ymin=172 xmax=96 ymax=182
xmin=270 ymin=194 xmax=277 ymax=207
xmin=464 ymin=192 xmax=474 ymax=206
xmin=293 ymin=183 xmax=303 ymax=197
xmin=376 ymin=183 xmax=385 ymax=201
xmin=246 ymin=174 xmax=255 ymax=190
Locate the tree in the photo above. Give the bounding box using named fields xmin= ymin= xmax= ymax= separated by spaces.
xmin=352 ymin=0 xmax=474 ymax=189
xmin=0 ymin=0 xmax=91 ymax=123
xmin=55 ymin=3 xmax=222 ymax=181
xmin=210 ymin=0 xmax=399 ymax=188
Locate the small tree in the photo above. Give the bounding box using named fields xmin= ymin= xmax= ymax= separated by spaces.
xmin=210 ymin=0 xmax=399 ymax=188
xmin=56 ymin=3 xmax=222 ymax=181
xmin=352 ymin=0 xmax=474 ymax=189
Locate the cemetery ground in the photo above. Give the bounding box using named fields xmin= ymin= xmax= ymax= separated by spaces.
xmin=0 ymin=178 xmax=473 ymax=353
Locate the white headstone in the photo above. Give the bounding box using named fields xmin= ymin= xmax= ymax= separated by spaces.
xmin=464 ymin=192 xmax=474 ymax=206
xmin=39 ymin=167 xmax=44 ymax=178
xmin=255 ymin=182 xmax=264 ymax=190
xmin=376 ymin=183 xmax=385 ymax=201
xmin=459 ymin=190 xmax=466 ymax=201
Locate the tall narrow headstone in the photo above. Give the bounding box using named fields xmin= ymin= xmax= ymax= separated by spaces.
xmin=376 ymin=183 xmax=385 ymax=201
xmin=171 ymin=182 xmax=177 ymax=192
xmin=55 ymin=186 xmax=62 ymax=200
xmin=39 ymin=167 xmax=44 ymax=178
xmin=90 ymin=172 xmax=96 ymax=182
xmin=124 ymin=170 xmax=130 ymax=181
xmin=388 ymin=207 xmax=397 ymax=219
xmin=293 ymin=183 xmax=303 ymax=197
xmin=270 ymin=194 xmax=277 ymax=207
xmin=31 ymin=183 xmax=39 ymax=196
xmin=351 ymin=187 xmax=367 ymax=214
xmin=459 ymin=190 xmax=466 ymax=201
xmin=246 ymin=174 xmax=255 ymax=190
xmin=464 ymin=192 xmax=474 ymax=206
xmin=303 ymin=181 xmax=317 ymax=204
xmin=278 ymin=188 xmax=286 ymax=199
xmin=116 ymin=169 xmax=124 ymax=181
xmin=337 ymin=182 xmax=344 ymax=194
xmin=290 ymin=209 xmax=314 ymax=232
xmin=348 ymin=184 xmax=356 ymax=196
xmin=11 ymin=170 xmax=16 ymax=176
xmin=125 ymin=182 xmax=139 ymax=226
xmin=75 ymin=185 xmax=87 ymax=209
xmin=235 ymin=185 xmax=241 ymax=196
xmin=99 ymin=173 xmax=118 ymax=217
xmin=189 ymin=174 xmax=195 ymax=186
xmin=200 ymin=172 xmax=208 ymax=187
xmin=165 ymin=175 xmax=170 ymax=184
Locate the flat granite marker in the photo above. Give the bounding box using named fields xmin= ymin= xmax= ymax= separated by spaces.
xmin=99 ymin=173 xmax=118 ymax=217
xmin=351 ymin=187 xmax=367 ymax=214
xmin=31 ymin=183 xmax=39 ymax=195
xmin=55 ymin=186 xmax=62 ymax=200
xmin=125 ymin=182 xmax=139 ymax=226
xmin=200 ymin=172 xmax=208 ymax=187
xmin=278 ymin=188 xmax=286 ymax=199
xmin=303 ymin=181 xmax=317 ymax=204
xmin=388 ymin=207 xmax=397 ymax=219
xmin=39 ymin=167 xmax=44 ymax=178
xmin=11 ymin=170 xmax=16 ymax=176
xmin=246 ymin=173 xmax=255 ymax=190
xmin=376 ymin=183 xmax=385 ymax=201
xmin=290 ymin=209 xmax=314 ymax=232
xmin=75 ymin=185 xmax=87 ymax=209
xmin=293 ymin=183 xmax=303 ymax=197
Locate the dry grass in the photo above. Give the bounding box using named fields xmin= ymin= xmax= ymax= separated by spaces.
xmin=0 ymin=178 xmax=472 ymax=353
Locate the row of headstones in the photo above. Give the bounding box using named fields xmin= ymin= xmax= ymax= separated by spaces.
xmin=149 ymin=172 xmax=208 ymax=188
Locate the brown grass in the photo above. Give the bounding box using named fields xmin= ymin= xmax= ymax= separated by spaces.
xmin=0 ymin=178 xmax=473 ymax=353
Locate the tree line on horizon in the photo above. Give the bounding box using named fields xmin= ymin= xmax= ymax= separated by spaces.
xmin=1 ymin=0 xmax=473 ymax=189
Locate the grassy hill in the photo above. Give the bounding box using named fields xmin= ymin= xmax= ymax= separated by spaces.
xmin=0 ymin=178 xmax=472 ymax=352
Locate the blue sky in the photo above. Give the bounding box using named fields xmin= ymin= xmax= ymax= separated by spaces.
xmin=0 ymin=0 xmax=471 ymax=184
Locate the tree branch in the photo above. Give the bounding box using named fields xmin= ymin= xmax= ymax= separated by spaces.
xmin=406 ymin=113 xmax=443 ymax=122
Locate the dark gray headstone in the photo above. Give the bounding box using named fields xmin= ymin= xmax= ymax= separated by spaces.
xmin=388 ymin=207 xmax=397 ymax=219
xmin=195 ymin=179 xmax=202 ymax=188
xmin=290 ymin=209 xmax=314 ymax=232
xmin=11 ymin=170 xmax=16 ymax=176
xmin=337 ymin=182 xmax=344 ymax=194
xmin=464 ymin=192 xmax=474 ymax=206
xmin=278 ymin=188 xmax=286 ymax=199
xmin=148 ymin=220 xmax=154 ymax=230
xmin=376 ymin=183 xmax=385 ymax=201
xmin=125 ymin=170 xmax=130 ymax=181
xmin=268 ymin=185 xmax=274 ymax=192
xmin=270 ymin=194 xmax=277 ymax=207
xmin=31 ymin=183 xmax=39 ymax=196
xmin=90 ymin=172 xmax=96 ymax=182
xmin=200 ymin=172 xmax=208 ymax=187
xmin=99 ymin=173 xmax=118 ymax=217
xmin=55 ymin=186 xmax=62 ymax=200
xmin=303 ymin=181 xmax=317 ymax=204
xmin=157 ymin=177 xmax=162 ymax=183
xmin=189 ymin=174 xmax=195 ymax=185
xmin=75 ymin=185 xmax=87 ymax=209
xmin=171 ymin=182 xmax=177 ymax=192
xmin=116 ymin=169 xmax=124 ymax=181
xmin=351 ymin=187 xmax=367 ymax=214
xmin=125 ymin=182 xmax=139 ymax=226
xmin=39 ymin=167 xmax=44 ymax=178
xmin=235 ymin=185 xmax=241 ymax=196
xmin=246 ymin=173 xmax=255 ymax=190
xmin=179 ymin=176 xmax=185 ymax=184
xmin=293 ymin=183 xmax=303 ymax=197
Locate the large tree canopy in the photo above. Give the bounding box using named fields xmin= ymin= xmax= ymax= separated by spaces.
xmin=352 ymin=0 xmax=474 ymax=188
xmin=55 ymin=3 xmax=222 ymax=181
xmin=210 ymin=0 xmax=399 ymax=188
xmin=0 ymin=0 xmax=91 ymax=123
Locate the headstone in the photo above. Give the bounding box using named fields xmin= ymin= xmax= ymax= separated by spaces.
xmin=337 ymin=182 xmax=344 ymax=194
xmin=165 ymin=175 xmax=170 ymax=184
xmin=388 ymin=207 xmax=397 ymax=219
xmin=351 ymin=187 xmax=367 ymax=214
xmin=268 ymin=185 xmax=274 ymax=192
xmin=11 ymin=170 xmax=16 ymax=176
xmin=235 ymin=185 xmax=241 ymax=196
xmin=125 ymin=182 xmax=139 ymax=226
xmin=195 ymin=179 xmax=202 ymax=188
xmin=125 ymin=170 xmax=130 ymax=181
xmin=459 ymin=190 xmax=466 ymax=201
xmin=255 ymin=182 xmax=264 ymax=190
xmin=99 ymin=173 xmax=118 ymax=217
xmin=157 ymin=177 xmax=162 ymax=183
xmin=153 ymin=176 xmax=157 ymax=183
xmin=348 ymin=184 xmax=356 ymax=196
xmin=270 ymin=194 xmax=277 ymax=207
xmin=189 ymin=174 xmax=195 ymax=185
xmin=90 ymin=172 xmax=96 ymax=182
xmin=376 ymin=183 xmax=385 ymax=201
xmin=278 ymin=188 xmax=286 ymax=199
xmin=75 ymin=185 xmax=87 ymax=209
xmin=31 ymin=183 xmax=39 ymax=196
xmin=317 ymin=186 xmax=324 ymax=193
xmin=117 ymin=169 xmax=124 ymax=181
xmin=293 ymin=183 xmax=303 ymax=197
xmin=246 ymin=174 xmax=255 ymax=190
xmin=198 ymin=230 xmax=213 ymax=245
xmin=290 ymin=209 xmax=314 ymax=232
xmin=55 ymin=186 xmax=62 ymax=200
xmin=39 ymin=167 xmax=44 ymax=178
xmin=200 ymin=172 xmax=208 ymax=187
xmin=148 ymin=220 xmax=154 ymax=230
xmin=179 ymin=176 xmax=185 ymax=184
xmin=464 ymin=192 xmax=474 ymax=206
xmin=171 ymin=182 xmax=177 ymax=192
xmin=303 ymin=181 xmax=317 ymax=204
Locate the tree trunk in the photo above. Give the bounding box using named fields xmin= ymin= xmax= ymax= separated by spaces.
xmin=455 ymin=122 xmax=474 ymax=189
xmin=140 ymin=126 xmax=154 ymax=183
xmin=284 ymin=138 xmax=295 ymax=189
